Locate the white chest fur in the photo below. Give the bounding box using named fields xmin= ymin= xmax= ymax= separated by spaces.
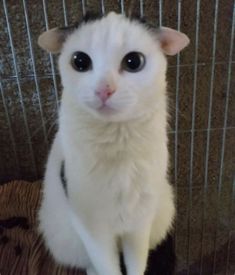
xmin=59 ymin=96 xmax=168 ymax=234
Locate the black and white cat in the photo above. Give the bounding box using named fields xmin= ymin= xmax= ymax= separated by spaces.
xmin=38 ymin=12 xmax=189 ymax=275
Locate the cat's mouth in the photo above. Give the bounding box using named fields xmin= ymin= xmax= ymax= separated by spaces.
xmin=97 ymin=104 xmax=117 ymax=115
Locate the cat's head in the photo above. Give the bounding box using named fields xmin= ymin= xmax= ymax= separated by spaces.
xmin=38 ymin=12 xmax=189 ymax=122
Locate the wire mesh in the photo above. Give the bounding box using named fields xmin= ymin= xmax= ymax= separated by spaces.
xmin=213 ymin=2 xmax=235 ymax=274
xmin=199 ymin=0 xmax=219 ymax=273
xmin=0 ymin=0 xmax=234 ymax=274
xmin=2 ymin=0 xmax=38 ymax=178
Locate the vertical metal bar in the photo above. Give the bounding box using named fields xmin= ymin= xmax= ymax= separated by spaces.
xmin=2 ymin=0 xmax=38 ymax=178
xmin=225 ymin=177 xmax=235 ymax=275
xmin=62 ymin=0 xmax=68 ymax=26
xmin=174 ymin=0 xmax=182 ymax=256
xmin=101 ymin=0 xmax=105 ymax=14
xmin=212 ymin=2 xmax=235 ymax=273
xmin=140 ymin=0 xmax=144 ymax=18
xmin=199 ymin=1 xmax=219 ymax=274
xmin=120 ymin=0 xmax=125 ymax=14
xmin=42 ymin=0 xmax=60 ymax=112
xmin=159 ymin=0 xmax=162 ymax=26
xmin=225 ymin=231 xmax=232 ymax=275
xmin=0 ymin=81 xmax=20 ymax=175
xmin=22 ymin=0 xmax=48 ymax=149
xmin=82 ymin=0 xmax=86 ymax=15
xmin=187 ymin=1 xmax=201 ymax=274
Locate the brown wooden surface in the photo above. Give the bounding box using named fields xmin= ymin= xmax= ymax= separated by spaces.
xmin=0 ymin=181 xmax=85 ymax=275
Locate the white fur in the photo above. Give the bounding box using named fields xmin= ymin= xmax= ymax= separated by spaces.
xmin=39 ymin=12 xmax=176 ymax=275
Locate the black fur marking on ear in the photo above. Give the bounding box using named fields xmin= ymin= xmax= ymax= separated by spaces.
xmin=60 ymin=161 xmax=68 ymax=196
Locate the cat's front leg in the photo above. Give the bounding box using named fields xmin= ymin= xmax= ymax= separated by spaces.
xmin=122 ymin=224 xmax=151 ymax=275
xmin=70 ymin=211 xmax=122 ymax=275
xmin=82 ymin=228 xmax=122 ymax=275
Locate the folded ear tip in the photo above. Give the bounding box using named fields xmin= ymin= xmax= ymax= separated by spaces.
xmin=158 ymin=27 xmax=190 ymax=55
xmin=182 ymin=33 xmax=190 ymax=46
xmin=37 ymin=28 xmax=61 ymax=53
xmin=37 ymin=32 xmax=45 ymax=48
xmin=38 ymin=30 xmax=52 ymax=51
xmin=179 ymin=34 xmax=190 ymax=53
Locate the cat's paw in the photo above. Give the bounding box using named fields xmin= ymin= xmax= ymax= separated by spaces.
xmin=86 ymin=267 xmax=99 ymax=275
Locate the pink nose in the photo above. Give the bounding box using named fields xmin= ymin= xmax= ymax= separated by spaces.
xmin=96 ymin=88 xmax=115 ymax=103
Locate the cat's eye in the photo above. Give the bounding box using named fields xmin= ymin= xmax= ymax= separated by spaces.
xmin=121 ymin=52 xmax=145 ymax=72
xmin=71 ymin=51 xmax=92 ymax=72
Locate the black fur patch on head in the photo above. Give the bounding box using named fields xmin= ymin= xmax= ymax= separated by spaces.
xmin=58 ymin=25 xmax=77 ymax=32
xmin=57 ymin=11 xmax=157 ymax=45
xmin=83 ymin=11 xmax=104 ymax=23
xmin=129 ymin=14 xmax=157 ymax=30
xmin=58 ymin=12 xmax=103 ymax=33
xmin=60 ymin=161 xmax=68 ymax=196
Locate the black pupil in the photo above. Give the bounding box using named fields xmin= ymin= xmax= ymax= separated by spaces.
xmin=73 ymin=52 xmax=91 ymax=72
xmin=125 ymin=52 xmax=142 ymax=71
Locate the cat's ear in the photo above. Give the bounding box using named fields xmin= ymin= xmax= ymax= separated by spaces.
xmin=157 ymin=27 xmax=190 ymax=56
xmin=38 ymin=27 xmax=74 ymax=53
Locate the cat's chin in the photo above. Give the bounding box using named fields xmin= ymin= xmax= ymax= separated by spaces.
xmin=81 ymin=102 xmax=141 ymax=122
xmin=84 ymin=105 xmax=129 ymax=122
xmin=97 ymin=105 xmax=120 ymax=115
xmin=95 ymin=106 xmax=122 ymax=121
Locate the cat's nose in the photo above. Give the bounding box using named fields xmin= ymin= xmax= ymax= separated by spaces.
xmin=96 ymin=87 xmax=115 ymax=103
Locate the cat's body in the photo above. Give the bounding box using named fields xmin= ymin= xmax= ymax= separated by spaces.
xmin=38 ymin=12 xmax=189 ymax=275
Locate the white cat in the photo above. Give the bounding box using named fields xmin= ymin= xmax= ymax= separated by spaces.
xmin=38 ymin=12 xmax=189 ymax=275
